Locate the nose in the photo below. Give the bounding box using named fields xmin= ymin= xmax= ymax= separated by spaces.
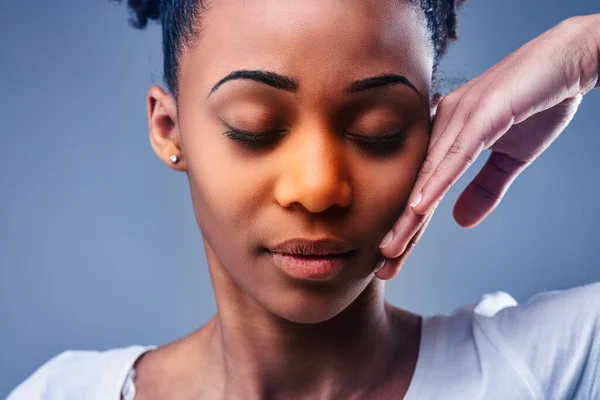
xmin=274 ymin=126 xmax=353 ymax=213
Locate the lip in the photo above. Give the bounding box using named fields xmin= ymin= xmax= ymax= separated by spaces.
xmin=267 ymin=238 xmax=353 ymax=256
xmin=269 ymin=252 xmax=352 ymax=280
xmin=266 ymin=238 xmax=354 ymax=280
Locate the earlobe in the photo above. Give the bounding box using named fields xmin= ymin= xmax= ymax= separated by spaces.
xmin=147 ymin=85 xmax=186 ymax=171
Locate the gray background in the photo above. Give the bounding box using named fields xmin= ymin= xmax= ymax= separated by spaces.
xmin=1 ymin=0 xmax=599 ymax=396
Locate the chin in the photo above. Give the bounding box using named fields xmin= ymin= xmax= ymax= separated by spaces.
xmin=261 ymin=279 xmax=371 ymax=324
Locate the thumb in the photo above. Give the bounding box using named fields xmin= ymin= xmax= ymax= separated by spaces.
xmin=453 ymin=151 xmax=529 ymax=228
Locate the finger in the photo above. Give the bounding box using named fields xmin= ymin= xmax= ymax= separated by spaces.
xmin=415 ymin=132 xmax=486 ymax=215
xmin=378 ymin=202 xmax=430 ymax=259
xmin=375 ymin=202 xmax=438 ymax=280
xmin=411 ymin=95 xmax=516 ymax=216
xmin=408 ymin=75 xmax=502 ymax=214
xmin=427 ymin=80 xmax=486 ymax=157
xmin=453 ymin=151 xmax=529 ymax=228
xmin=427 ymin=91 xmax=466 ymax=155
xmin=378 ymin=94 xmax=461 ymax=259
xmin=404 ymin=93 xmax=475 ymax=217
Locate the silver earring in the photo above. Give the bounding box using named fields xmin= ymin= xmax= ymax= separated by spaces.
xmin=170 ymin=154 xmax=179 ymax=163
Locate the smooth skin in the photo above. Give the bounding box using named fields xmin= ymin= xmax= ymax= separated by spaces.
xmin=377 ymin=14 xmax=600 ymax=278
xmin=137 ymin=1 xmax=437 ymax=399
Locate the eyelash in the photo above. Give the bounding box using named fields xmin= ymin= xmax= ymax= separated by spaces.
xmin=221 ymin=126 xmax=410 ymax=149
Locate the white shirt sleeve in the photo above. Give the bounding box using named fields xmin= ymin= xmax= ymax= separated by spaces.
xmin=6 ymin=350 xmax=80 ymax=399
xmin=474 ymin=282 xmax=600 ymax=399
xmin=6 ymin=345 xmax=155 ymax=400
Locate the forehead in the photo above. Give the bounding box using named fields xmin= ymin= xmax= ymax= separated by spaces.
xmin=181 ymin=0 xmax=433 ymax=100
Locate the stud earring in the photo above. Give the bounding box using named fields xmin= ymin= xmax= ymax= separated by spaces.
xmin=170 ymin=154 xmax=179 ymax=163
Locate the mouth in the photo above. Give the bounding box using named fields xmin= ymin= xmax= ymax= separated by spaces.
xmin=267 ymin=250 xmax=354 ymax=281
xmin=264 ymin=237 xmax=355 ymax=280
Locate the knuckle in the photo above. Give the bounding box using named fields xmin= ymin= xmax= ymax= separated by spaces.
xmin=490 ymin=151 xmax=528 ymax=176
xmin=473 ymin=181 xmax=503 ymax=202
xmin=461 ymin=151 xmax=475 ymax=168
xmin=560 ymin=15 xmax=588 ymax=32
xmin=448 ymin=137 xmax=463 ymax=155
xmin=443 ymin=176 xmax=454 ymax=192
xmin=479 ymin=90 xmax=517 ymax=136
xmin=418 ymin=158 xmax=435 ymax=177
xmin=448 ymin=137 xmax=477 ymax=168
xmin=457 ymin=92 xmax=482 ymax=123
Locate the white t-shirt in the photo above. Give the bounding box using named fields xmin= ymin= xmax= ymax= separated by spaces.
xmin=7 ymin=282 xmax=600 ymax=400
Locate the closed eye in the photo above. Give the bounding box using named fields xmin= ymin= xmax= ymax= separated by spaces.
xmin=346 ymin=130 xmax=410 ymax=146
xmin=219 ymin=119 xmax=410 ymax=153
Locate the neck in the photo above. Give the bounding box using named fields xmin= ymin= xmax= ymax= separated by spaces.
xmin=202 ymin=277 xmax=420 ymax=399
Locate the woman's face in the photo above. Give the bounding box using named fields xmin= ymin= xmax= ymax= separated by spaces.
xmin=151 ymin=0 xmax=434 ymax=323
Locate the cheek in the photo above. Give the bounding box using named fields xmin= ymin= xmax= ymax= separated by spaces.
xmin=185 ymin=119 xmax=430 ymax=244
xmin=354 ymin=123 xmax=429 ymax=227
xmin=180 ymin=116 xmax=263 ymax=252
xmin=188 ymin=143 xmax=259 ymax=234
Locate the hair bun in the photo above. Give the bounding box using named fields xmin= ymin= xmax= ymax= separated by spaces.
xmin=120 ymin=0 xmax=161 ymax=29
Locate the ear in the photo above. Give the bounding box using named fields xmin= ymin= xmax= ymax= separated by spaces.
xmin=147 ymin=85 xmax=187 ymax=171
xmin=430 ymin=92 xmax=444 ymax=120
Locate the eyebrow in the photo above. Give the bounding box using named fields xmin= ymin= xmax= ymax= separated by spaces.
xmin=207 ymin=69 xmax=422 ymax=99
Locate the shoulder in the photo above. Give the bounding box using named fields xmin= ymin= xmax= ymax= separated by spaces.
xmin=472 ymin=282 xmax=600 ymax=399
xmin=477 ymin=281 xmax=600 ymax=344
xmin=6 ymin=345 xmax=156 ymax=400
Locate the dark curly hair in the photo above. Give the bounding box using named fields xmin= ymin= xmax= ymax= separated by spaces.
xmin=114 ymin=0 xmax=467 ymax=99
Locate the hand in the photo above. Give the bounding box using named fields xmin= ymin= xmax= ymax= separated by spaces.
xmin=375 ymin=14 xmax=600 ymax=279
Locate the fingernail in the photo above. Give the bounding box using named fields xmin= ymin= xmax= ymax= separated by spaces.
xmin=379 ymin=230 xmax=394 ymax=249
xmin=410 ymin=192 xmax=423 ymax=208
xmin=374 ymin=258 xmax=387 ymax=273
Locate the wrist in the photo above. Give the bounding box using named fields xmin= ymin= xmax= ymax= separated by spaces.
xmin=564 ymin=14 xmax=600 ymax=92
xmin=580 ymin=14 xmax=599 ymax=89
xmin=589 ymin=14 xmax=600 ymax=88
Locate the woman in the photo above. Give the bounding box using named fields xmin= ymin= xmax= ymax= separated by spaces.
xmin=7 ymin=0 xmax=599 ymax=399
